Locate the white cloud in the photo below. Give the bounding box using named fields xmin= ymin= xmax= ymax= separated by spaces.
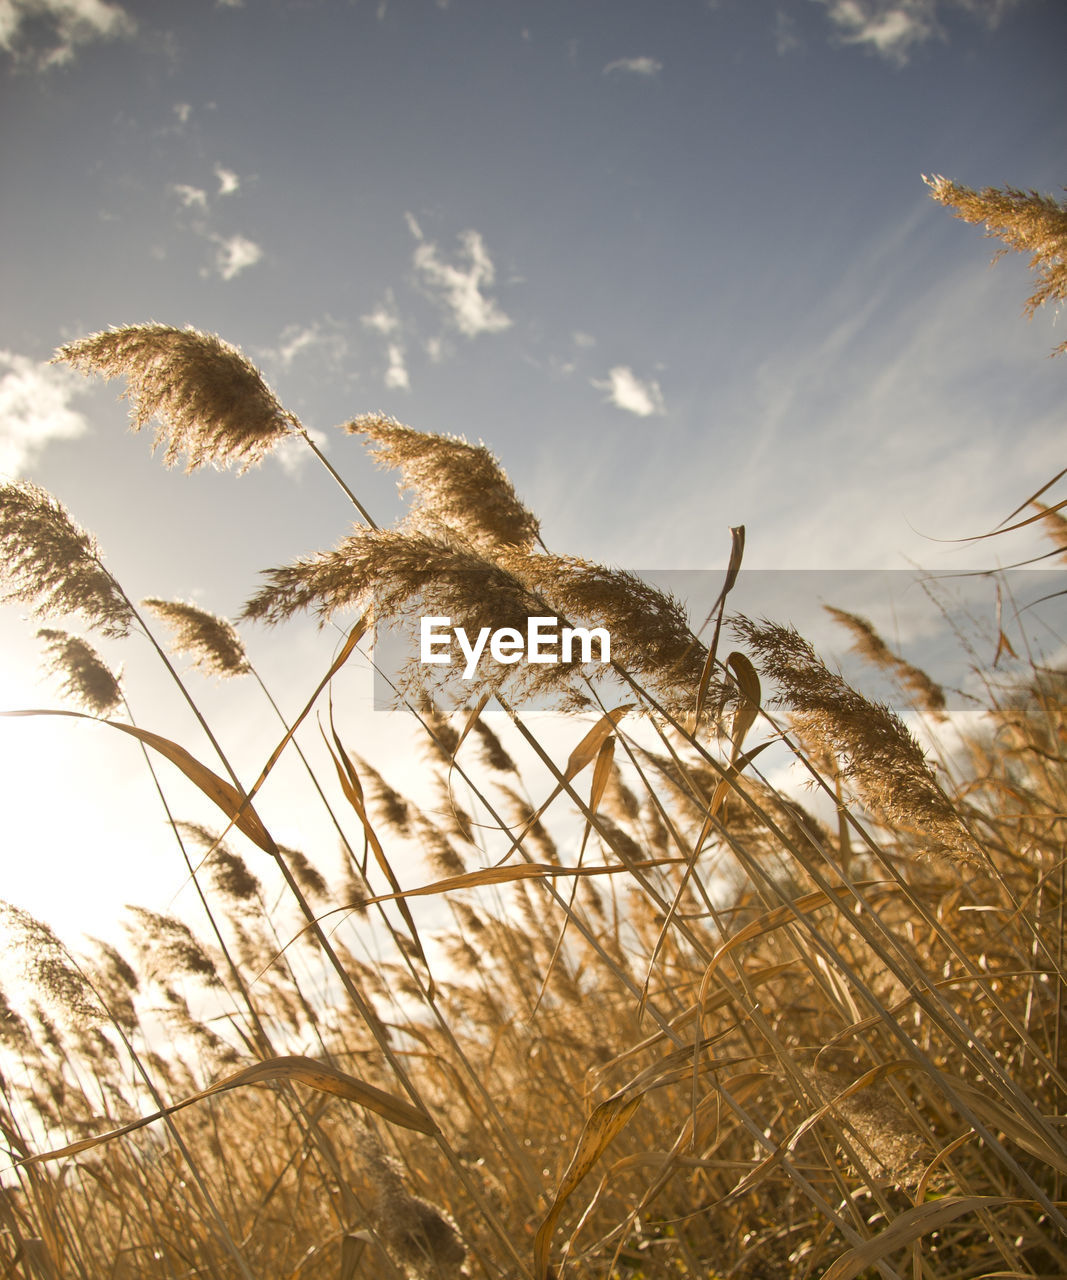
xmin=592 ymin=365 xmax=665 ymax=417
xmin=272 ymin=426 xmax=327 ymax=478
xmin=0 ymin=352 xmax=89 ymax=478
xmin=572 ymin=331 xmax=597 ymax=348
xmin=814 ymin=0 xmax=1022 ymax=64
xmin=362 ymin=292 xmax=410 ymax=389
xmin=361 ymin=291 xmax=401 ymax=337
xmin=413 ymin=230 xmax=512 ymax=337
xmin=211 ymin=233 xmax=262 ymax=280
xmin=268 ymin=320 xmax=348 ymax=370
xmin=214 ymin=165 xmax=240 ymax=196
xmin=603 ymin=55 xmax=663 ymax=76
xmin=384 ymin=343 xmax=410 ymax=391
xmin=773 ymin=8 xmax=801 ymax=55
xmin=404 ymin=211 xmax=425 ymax=242
xmin=0 ymin=0 xmax=135 ymax=68
xmin=171 ymin=183 xmax=208 ymax=210
xmin=173 ymin=102 xmax=192 ymax=125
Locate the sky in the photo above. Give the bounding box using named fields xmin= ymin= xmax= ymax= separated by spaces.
xmin=0 ymin=0 xmax=1065 ymax=945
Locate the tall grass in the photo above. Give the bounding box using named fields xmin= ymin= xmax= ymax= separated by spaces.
xmin=1 ymin=184 xmax=1066 ymax=1276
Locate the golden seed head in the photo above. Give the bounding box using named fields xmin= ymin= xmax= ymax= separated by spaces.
xmin=56 ymin=324 xmax=300 ymax=471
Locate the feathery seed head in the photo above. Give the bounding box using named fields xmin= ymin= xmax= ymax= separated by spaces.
xmin=56 ymin=325 xmax=300 ymax=471
xmin=143 ymin=598 xmax=251 ymax=677
xmin=0 ymin=482 xmax=134 ymax=636
xmin=178 ymin=823 xmax=262 ymax=903
xmin=0 ymin=902 xmax=104 ymax=1029
xmin=125 ymin=908 xmax=223 ymax=987
xmin=509 ymin=551 xmax=713 ymax=717
xmin=735 ymin=616 xmax=978 ymax=862
xmin=36 ymin=628 xmax=123 ymax=715
xmin=346 ymin=413 xmax=540 ymax=552
xmin=824 ymin=605 xmax=946 ymax=719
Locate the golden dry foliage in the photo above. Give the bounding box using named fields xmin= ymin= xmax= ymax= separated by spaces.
xmin=347 ymin=413 xmax=541 ymax=552
xmin=925 ymin=175 xmax=1067 ymax=354
xmin=143 ymin=598 xmax=251 ymax=678
xmin=36 ymin=628 xmax=123 ymax=715
xmin=6 ymin=284 xmax=1067 ymax=1280
xmin=0 ymin=481 xmax=134 ymax=637
xmin=56 ymin=324 xmax=299 ymax=469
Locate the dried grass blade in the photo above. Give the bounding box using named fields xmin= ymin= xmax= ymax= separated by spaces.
xmin=329 ymin=857 xmax=682 ymax=909
xmin=950 ymin=1082 xmax=1067 ymax=1175
xmin=246 ymin=613 xmax=369 ymax=803
xmin=534 ymin=1094 xmax=642 ymax=1280
xmin=451 ymin=690 xmax=492 ymax=758
xmin=821 ymin=1196 xmax=1023 ymax=1280
xmin=1 ymin=709 xmax=272 ymax=852
xmin=323 ymin=713 xmax=435 ymax=993
xmin=725 ymin=651 xmax=760 ymax=765
xmin=694 ymin=524 xmax=745 ymax=726
xmin=564 ymin=705 xmax=634 ymax=782
xmin=19 ymin=1054 xmax=437 ymax=1168
xmin=697 ymin=883 xmax=898 ymax=1004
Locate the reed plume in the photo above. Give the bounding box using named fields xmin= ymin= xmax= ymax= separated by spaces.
xmin=925 ymin=176 xmax=1067 ymax=353
xmin=56 ymin=325 xmax=300 ymax=470
xmin=0 ymin=481 xmax=134 ymax=636
xmin=346 ymin=413 xmax=540 ymax=552
xmin=36 ymin=628 xmax=122 ymax=716
xmin=734 ymin=617 xmax=978 ymax=862
xmin=824 ymin=605 xmax=947 ymax=719
xmin=0 ymin=903 xmax=103 ymax=1030
xmin=143 ymin=598 xmax=251 ymax=678
xmin=509 ymin=550 xmax=712 ymax=714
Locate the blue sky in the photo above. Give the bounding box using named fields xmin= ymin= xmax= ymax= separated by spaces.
xmin=1 ymin=0 xmax=1065 ymax=940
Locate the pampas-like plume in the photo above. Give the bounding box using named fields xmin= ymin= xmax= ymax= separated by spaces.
xmin=142 ymin=598 xmax=251 ymax=677
xmin=508 ymin=550 xmax=712 ymax=715
xmin=356 ymin=1124 xmax=467 ymax=1279
xmin=56 ymin=325 xmax=299 ymax=470
xmin=125 ymin=908 xmax=223 ymax=987
xmin=177 ymin=823 xmax=261 ymax=904
xmin=734 ymin=617 xmax=979 ymax=863
xmin=36 ymin=628 xmax=123 ymax=716
xmin=925 ymin=176 xmax=1067 ymax=353
xmin=824 ymin=606 xmax=947 ymax=720
xmin=0 ymin=482 xmax=134 ymax=637
xmin=1032 ymin=500 xmax=1067 ymax=557
xmin=346 ymin=414 xmax=540 ymax=552
xmin=243 ymin=528 xmax=539 ymax=628
xmin=0 ymin=903 xmax=103 ymax=1029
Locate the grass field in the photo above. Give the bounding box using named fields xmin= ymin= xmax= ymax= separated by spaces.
xmin=1 ymin=178 xmax=1066 ymax=1280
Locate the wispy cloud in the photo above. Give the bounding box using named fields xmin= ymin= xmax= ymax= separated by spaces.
xmin=603 ymin=55 xmax=663 ymax=77
xmin=0 ymin=352 xmax=89 ymax=478
xmin=362 ymin=290 xmax=411 ymax=390
xmin=592 ymin=365 xmax=665 ymax=416
xmin=214 ymin=165 xmax=240 ymax=196
xmin=260 ymin=319 xmax=350 ymax=381
xmin=0 ymin=0 xmax=135 ymax=69
xmin=815 ymin=0 xmax=1022 ymax=65
xmin=773 ymin=9 xmax=802 ymax=55
xmin=362 ymin=292 xmax=401 ymax=338
xmin=384 ymin=343 xmax=410 ymax=391
xmin=413 ymin=229 xmax=512 ymax=337
xmin=171 ymin=183 xmax=208 ymax=210
xmin=210 ymin=233 xmax=262 ymax=280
